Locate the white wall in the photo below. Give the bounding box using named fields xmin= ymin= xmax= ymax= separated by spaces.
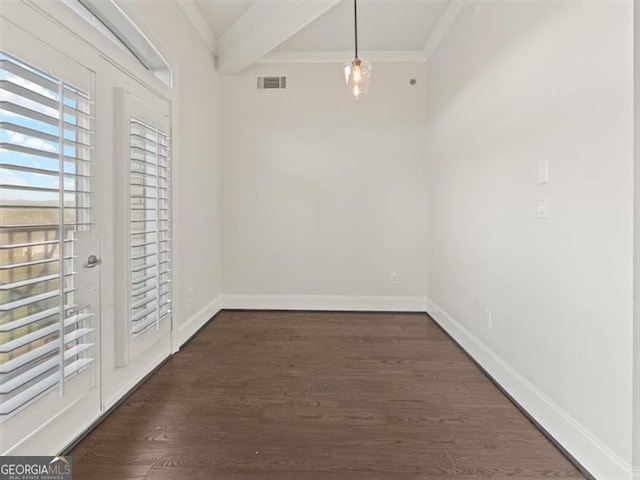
xmin=125 ymin=0 xmax=223 ymax=344
xmin=424 ymin=1 xmax=635 ymax=478
xmin=222 ymin=62 xmax=428 ymax=308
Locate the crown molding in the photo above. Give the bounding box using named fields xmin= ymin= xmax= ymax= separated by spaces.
xmin=257 ymin=50 xmax=426 ymax=64
xmin=459 ymin=0 xmax=480 ymax=10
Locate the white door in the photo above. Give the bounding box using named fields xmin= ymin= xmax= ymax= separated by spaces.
xmin=0 ymin=19 xmax=101 ymax=454
xmin=1 ymin=2 xmax=173 ymax=454
xmin=97 ymin=61 xmax=173 ymax=411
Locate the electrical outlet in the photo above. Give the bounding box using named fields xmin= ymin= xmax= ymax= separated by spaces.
xmin=390 ymin=273 xmax=398 ymax=284
xmin=187 ymin=286 xmax=194 ymax=304
xmin=537 ymin=193 xmax=549 ymax=219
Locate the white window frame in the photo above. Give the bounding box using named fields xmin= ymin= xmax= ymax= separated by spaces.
xmin=63 ymin=0 xmax=172 ymax=88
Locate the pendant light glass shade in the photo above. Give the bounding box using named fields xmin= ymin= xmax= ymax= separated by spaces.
xmin=344 ymin=0 xmax=370 ymax=98
xmin=344 ymin=58 xmax=371 ymax=99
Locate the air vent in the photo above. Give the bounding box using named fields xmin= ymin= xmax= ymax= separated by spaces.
xmin=257 ymin=76 xmax=287 ymax=90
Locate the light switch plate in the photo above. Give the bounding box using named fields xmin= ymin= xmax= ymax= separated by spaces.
xmin=537 ymin=160 xmax=549 ymax=184
xmin=537 ymin=193 xmax=549 ymax=219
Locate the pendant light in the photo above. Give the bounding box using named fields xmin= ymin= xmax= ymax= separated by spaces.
xmin=344 ymin=0 xmax=371 ymax=99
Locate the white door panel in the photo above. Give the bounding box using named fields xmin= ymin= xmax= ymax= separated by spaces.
xmin=97 ymin=61 xmax=172 ymax=411
xmin=0 ymin=17 xmax=101 ymax=455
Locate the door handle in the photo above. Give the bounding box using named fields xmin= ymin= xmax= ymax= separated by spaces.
xmin=84 ymin=254 xmax=102 ymax=268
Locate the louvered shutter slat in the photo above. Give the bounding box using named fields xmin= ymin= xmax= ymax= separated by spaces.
xmin=128 ymin=116 xmax=171 ymax=336
xmin=0 ymin=53 xmax=95 ymax=419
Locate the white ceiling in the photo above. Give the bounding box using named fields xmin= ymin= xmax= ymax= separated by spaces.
xmin=190 ymin=0 xmax=458 ymax=73
xmin=275 ymin=0 xmax=450 ymax=53
xmin=193 ymin=0 xmax=253 ymax=39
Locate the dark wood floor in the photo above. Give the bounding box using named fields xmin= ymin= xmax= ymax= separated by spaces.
xmin=71 ymin=311 xmax=585 ymax=479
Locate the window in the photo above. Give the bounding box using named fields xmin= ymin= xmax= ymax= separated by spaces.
xmin=64 ymin=0 xmax=172 ymax=88
xmin=0 ymin=53 xmax=95 ymax=417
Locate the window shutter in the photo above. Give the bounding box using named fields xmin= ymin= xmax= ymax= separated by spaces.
xmin=128 ymin=117 xmax=171 ymax=335
xmin=0 ymin=53 xmax=94 ymax=416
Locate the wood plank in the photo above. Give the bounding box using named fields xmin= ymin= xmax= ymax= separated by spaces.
xmin=70 ymin=311 xmax=585 ymax=479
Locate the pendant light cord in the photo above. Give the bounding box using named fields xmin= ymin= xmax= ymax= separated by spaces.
xmin=354 ymin=0 xmax=358 ymax=59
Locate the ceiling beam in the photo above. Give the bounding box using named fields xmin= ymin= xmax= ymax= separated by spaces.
xmin=423 ymin=0 xmax=477 ymax=62
xmin=216 ymin=0 xmax=342 ymax=75
xmin=176 ymin=0 xmax=217 ymax=54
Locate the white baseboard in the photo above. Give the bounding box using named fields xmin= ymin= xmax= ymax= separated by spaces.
xmin=103 ymin=348 xmax=171 ymax=413
xmin=426 ymin=298 xmax=632 ymax=480
xmin=5 ymin=392 xmax=99 ymax=456
xmin=221 ymin=294 xmax=427 ymax=312
xmin=175 ymin=295 xmax=222 ymax=350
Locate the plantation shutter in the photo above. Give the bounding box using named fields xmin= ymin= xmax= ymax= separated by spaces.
xmin=0 ymin=53 xmax=95 ymax=416
xmin=128 ymin=117 xmax=171 ymax=335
